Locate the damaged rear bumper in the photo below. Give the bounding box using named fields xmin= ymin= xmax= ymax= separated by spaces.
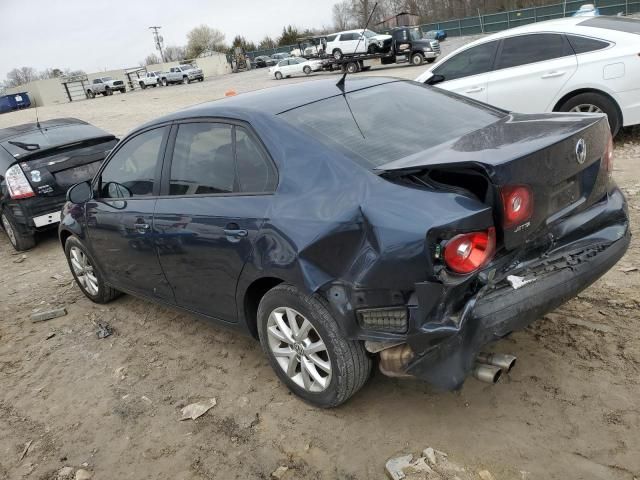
xmin=404 ymin=188 xmax=630 ymax=390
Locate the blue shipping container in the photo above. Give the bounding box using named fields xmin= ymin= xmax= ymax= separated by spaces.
xmin=0 ymin=92 xmax=31 ymax=114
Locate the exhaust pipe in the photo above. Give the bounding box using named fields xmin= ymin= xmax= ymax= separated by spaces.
xmin=477 ymin=352 xmax=517 ymax=373
xmin=472 ymin=363 xmax=503 ymax=384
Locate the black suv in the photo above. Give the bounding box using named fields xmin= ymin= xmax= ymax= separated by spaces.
xmin=0 ymin=118 xmax=117 ymax=250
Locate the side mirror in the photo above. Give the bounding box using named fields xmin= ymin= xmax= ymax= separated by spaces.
xmin=67 ymin=181 xmax=92 ymax=204
xmin=426 ymin=74 xmax=445 ymax=86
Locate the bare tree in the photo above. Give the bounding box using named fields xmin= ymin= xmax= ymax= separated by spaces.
xmin=332 ymin=1 xmax=354 ymax=30
xmin=164 ymin=45 xmax=186 ymax=62
xmin=142 ymin=53 xmax=162 ymax=66
xmin=258 ymin=35 xmax=277 ymax=50
xmin=186 ymin=25 xmax=226 ymax=58
xmin=4 ymin=67 xmax=39 ymax=87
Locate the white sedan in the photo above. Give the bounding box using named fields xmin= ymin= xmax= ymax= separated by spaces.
xmin=415 ymin=16 xmax=640 ymax=135
xmin=269 ymin=57 xmax=324 ymax=80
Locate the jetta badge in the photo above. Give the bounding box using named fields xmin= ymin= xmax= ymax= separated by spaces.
xmin=576 ymin=138 xmax=587 ymax=164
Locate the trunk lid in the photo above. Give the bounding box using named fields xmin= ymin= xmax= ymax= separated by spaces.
xmin=377 ymin=113 xmax=612 ymax=249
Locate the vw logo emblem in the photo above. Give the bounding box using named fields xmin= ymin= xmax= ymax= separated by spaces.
xmin=576 ymin=138 xmax=587 ymax=164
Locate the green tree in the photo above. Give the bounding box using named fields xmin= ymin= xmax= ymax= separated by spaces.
xmin=258 ymin=35 xmax=277 ymax=50
xmin=278 ymin=25 xmax=299 ymax=46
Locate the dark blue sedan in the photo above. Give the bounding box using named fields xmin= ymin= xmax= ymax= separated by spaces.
xmin=59 ymin=77 xmax=629 ymax=407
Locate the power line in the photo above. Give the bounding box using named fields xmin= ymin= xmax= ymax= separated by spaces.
xmin=149 ymin=26 xmax=166 ymax=63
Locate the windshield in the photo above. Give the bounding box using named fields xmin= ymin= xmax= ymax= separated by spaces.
xmin=102 ymin=77 xmax=113 ymax=81
xmin=363 ymin=30 xmax=376 ymax=38
xmin=409 ymin=28 xmax=423 ymax=41
xmin=279 ymin=81 xmax=504 ymax=169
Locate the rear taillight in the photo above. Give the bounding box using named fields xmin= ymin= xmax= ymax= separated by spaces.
xmin=5 ymin=164 xmax=35 ymax=199
xmin=501 ymin=185 xmax=533 ymax=228
xmin=603 ymin=131 xmax=614 ymax=177
xmin=443 ymin=227 xmax=496 ymax=274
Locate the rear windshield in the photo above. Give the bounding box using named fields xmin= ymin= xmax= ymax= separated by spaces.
xmin=279 ymin=81 xmax=503 ymax=169
xmin=579 ymin=17 xmax=640 ymax=34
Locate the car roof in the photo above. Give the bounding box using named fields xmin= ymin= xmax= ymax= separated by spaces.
xmin=138 ymin=77 xmax=400 ymax=129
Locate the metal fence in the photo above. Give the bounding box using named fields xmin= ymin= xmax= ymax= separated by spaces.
xmin=245 ymin=0 xmax=640 ymax=59
xmin=419 ymin=0 xmax=640 ymax=38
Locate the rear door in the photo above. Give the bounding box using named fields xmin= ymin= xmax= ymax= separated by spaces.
xmin=86 ymin=125 xmax=173 ymax=300
xmin=487 ymin=33 xmax=577 ymax=112
xmin=153 ymin=120 xmax=277 ymax=321
xmin=430 ymin=40 xmax=499 ymax=103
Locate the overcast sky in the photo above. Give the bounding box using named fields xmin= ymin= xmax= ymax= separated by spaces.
xmin=0 ymin=0 xmax=339 ymax=79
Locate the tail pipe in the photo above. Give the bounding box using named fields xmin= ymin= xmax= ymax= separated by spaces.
xmin=477 ymin=352 xmax=517 ymax=373
xmin=472 ymin=363 xmax=503 ymax=384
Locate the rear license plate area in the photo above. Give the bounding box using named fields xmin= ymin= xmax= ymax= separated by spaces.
xmin=551 ymin=177 xmax=581 ymax=213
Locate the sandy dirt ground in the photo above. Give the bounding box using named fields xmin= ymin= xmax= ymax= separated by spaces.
xmin=0 ymin=57 xmax=639 ymax=480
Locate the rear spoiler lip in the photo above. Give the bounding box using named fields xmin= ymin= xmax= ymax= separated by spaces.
xmin=7 ymin=135 xmax=117 ymax=168
xmin=374 ymin=113 xmax=606 ymax=173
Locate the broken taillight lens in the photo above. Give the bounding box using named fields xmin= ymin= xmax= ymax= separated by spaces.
xmin=443 ymin=227 xmax=496 ymax=274
xmin=603 ymin=131 xmax=614 ymax=177
xmin=501 ymin=185 xmax=533 ymax=228
xmin=5 ymin=164 xmax=35 ymax=199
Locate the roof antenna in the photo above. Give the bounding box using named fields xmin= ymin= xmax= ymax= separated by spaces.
xmin=336 ymin=2 xmax=378 ymax=91
xmin=33 ymin=96 xmax=41 ymax=129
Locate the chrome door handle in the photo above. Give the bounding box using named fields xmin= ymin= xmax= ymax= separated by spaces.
xmin=541 ymin=71 xmax=565 ymax=79
xmin=465 ymin=86 xmax=484 ymax=93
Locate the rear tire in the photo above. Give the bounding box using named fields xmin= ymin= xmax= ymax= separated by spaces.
xmin=139 ymin=82 xmax=146 ymax=89
xmin=1 ymin=211 xmax=35 ymax=251
xmin=64 ymin=236 xmax=121 ymax=304
xmin=257 ymin=284 xmax=371 ymax=408
xmin=333 ymin=49 xmax=343 ymax=60
xmin=86 ymin=90 xmax=95 ymax=99
xmin=559 ymin=92 xmax=621 ymax=136
xmin=106 ymin=88 xmax=113 ymax=96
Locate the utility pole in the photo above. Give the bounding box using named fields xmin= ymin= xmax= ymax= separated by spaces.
xmin=149 ymin=26 xmax=166 ymax=63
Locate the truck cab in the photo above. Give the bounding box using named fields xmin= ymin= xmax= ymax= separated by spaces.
xmin=382 ymin=26 xmax=441 ymax=66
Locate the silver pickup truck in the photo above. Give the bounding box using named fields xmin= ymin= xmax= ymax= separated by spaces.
xmin=160 ymin=65 xmax=204 ymax=85
xmin=85 ymin=77 xmax=126 ymax=98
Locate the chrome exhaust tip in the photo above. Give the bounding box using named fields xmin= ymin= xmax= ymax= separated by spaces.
xmin=477 ymin=352 xmax=517 ymax=373
xmin=472 ymin=363 xmax=503 ymax=384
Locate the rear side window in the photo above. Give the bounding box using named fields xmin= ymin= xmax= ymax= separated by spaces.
xmin=496 ymin=34 xmax=572 ymax=70
xmin=326 ymin=35 xmax=337 ymax=42
xmin=279 ymin=81 xmax=504 ymax=169
xmin=170 ymin=123 xmax=235 ymax=195
xmin=235 ymin=128 xmax=277 ymax=193
xmin=433 ymin=41 xmax=499 ymax=81
xmin=566 ymin=35 xmax=610 ymax=54
xmin=98 ymin=127 xmax=167 ymax=198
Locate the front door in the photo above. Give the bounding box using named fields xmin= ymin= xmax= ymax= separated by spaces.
xmin=86 ymin=125 xmax=173 ymax=300
xmin=154 ymin=121 xmax=277 ymax=322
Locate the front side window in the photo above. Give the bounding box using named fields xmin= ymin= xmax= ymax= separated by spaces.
xmin=278 ymin=60 xmax=288 ymax=67
xmin=496 ymin=34 xmax=572 ymax=70
xmin=93 ymin=79 xmax=102 ymax=84
xmin=98 ymin=127 xmax=167 ymax=198
xmin=433 ymin=41 xmax=498 ymax=81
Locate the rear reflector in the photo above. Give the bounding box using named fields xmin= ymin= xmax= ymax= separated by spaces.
xmin=357 ymin=307 xmax=408 ymax=333
xmin=443 ymin=227 xmax=496 ymax=274
xmin=501 ymin=185 xmax=533 ymax=228
xmin=5 ymin=164 xmax=35 ymax=200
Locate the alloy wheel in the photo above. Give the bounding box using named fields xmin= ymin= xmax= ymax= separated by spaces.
xmin=570 ymin=104 xmax=604 ymax=114
xmin=266 ymin=306 xmax=332 ymax=392
xmin=1 ymin=214 xmax=17 ymax=247
xmin=69 ymin=246 xmax=99 ymax=296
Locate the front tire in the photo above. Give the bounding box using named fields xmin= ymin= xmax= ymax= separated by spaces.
xmin=258 ymin=284 xmax=371 ymax=408
xmin=139 ymin=82 xmax=146 ymax=89
xmin=275 ymin=71 xmax=283 ymax=80
xmin=303 ymin=66 xmax=311 ymax=75
xmin=1 ymin=211 xmax=35 ymax=251
xmin=162 ymin=78 xmax=168 ymax=86
xmin=333 ymin=49 xmax=343 ymax=60
xmin=64 ymin=236 xmax=121 ymax=304
xmin=411 ymin=53 xmax=424 ymax=66
xmin=559 ymin=92 xmax=621 ymax=136
xmin=183 ymin=76 xmax=190 ymax=84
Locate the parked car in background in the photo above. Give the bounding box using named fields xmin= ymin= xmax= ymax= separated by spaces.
xmin=326 ymin=29 xmax=392 ymax=59
xmin=271 ymin=52 xmax=291 ymax=61
xmin=0 ymin=92 xmax=31 ymax=114
xmin=160 ymin=65 xmax=204 ymax=85
xmin=425 ymin=29 xmax=447 ymax=41
xmin=269 ymin=57 xmax=324 ymax=79
xmin=573 ymin=4 xmax=600 ymax=16
xmin=138 ymin=71 xmax=161 ymax=89
xmin=86 ymin=77 xmax=126 ymax=98
xmin=59 ymin=77 xmax=628 ymax=407
xmin=253 ymin=55 xmax=278 ymax=68
xmin=415 ymin=16 xmax=640 ymax=135
xmin=1 ymin=118 xmax=117 ymax=250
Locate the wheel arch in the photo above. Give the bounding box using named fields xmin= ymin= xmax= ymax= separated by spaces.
xmin=59 ymin=228 xmax=73 ymax=249
xmin=553 ymin=88 xmax=623 ymax=125
xmin=242 ymin=276 xmax=285 ymax=339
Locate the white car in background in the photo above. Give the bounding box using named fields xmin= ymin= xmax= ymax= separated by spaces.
xmin=415 ymin=16 xmax=640 ymax=135
xmin=326 ymin=29 xmax=392 ymax=59
xmin=269 ymin=57 xmax=324 ymax=80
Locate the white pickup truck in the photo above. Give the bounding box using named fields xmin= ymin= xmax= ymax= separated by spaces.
xmin=138 ymin=71 xmax=161 ymax=89
xmin=86 ymin=77 xmax=127 ymax=98
xmin=160 ymin=65 xmax=204 ymax=85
